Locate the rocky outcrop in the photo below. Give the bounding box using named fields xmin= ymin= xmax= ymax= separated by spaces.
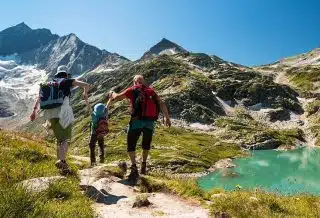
xmin=182 ymin=53 xmax=222 ymax=69
xmin=213 ymin=71 xmax=302 ymax=113
xmin=265 ymin=108 xmax=291 ymax=122
xmin=208 ymin=158 xmax=236 ymax=172
xmin=242 ymin=139 xmax=282 ymax=150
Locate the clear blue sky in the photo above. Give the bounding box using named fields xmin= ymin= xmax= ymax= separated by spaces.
xmin=1 ymin=0 xmax=320 ymax=66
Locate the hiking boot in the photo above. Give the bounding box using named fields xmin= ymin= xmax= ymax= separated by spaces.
xmin=56 ymin=160 xmax=69 ymax=172
xmin=140 ymin=162 xmax=147 ymax=175
xmin=99 ymin=155 xmax=105 ymax=164
xmin=128 ymin=164 xmax=139 ymax=180
xmin=55 ymin=160 xmax=64 ymax=169
xmin=60 ymin=160 xmax=69 ymax=169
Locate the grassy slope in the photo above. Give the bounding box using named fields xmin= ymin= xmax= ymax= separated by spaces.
xmin=71 ymin=110 xmax=242 ymax=173
xmin=139 ymin=175 xmax=320 ymax=218
xmin=2 ymin=129 xmax=319 ymax=218
xmin=0 ymin=130 xmax=94 ymax=218
xmin=286 ymin=66 xmax=320 ymax=93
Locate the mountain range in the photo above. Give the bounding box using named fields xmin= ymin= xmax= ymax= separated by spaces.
xmin=0 ymin=22 xmax=319 ymax=150
xmin=0 ymin=22 xmax=128 ymax=77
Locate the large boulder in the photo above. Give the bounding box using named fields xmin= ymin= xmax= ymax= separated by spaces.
xmin=265 ymin=108 xmax=291 ymax=122
xmin=208 ymin=158 xmax=236 ymax=172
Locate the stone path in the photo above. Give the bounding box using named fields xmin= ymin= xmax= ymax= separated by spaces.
xmin=76 ymin=159 xmax=209 ymax=218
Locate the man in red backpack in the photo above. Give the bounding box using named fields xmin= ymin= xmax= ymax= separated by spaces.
xmin=109 ymin=75 xmax=171 ymax=179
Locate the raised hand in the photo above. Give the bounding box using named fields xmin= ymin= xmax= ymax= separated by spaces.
xmin=164 ymin=117 xmax=171 ymax=127
xmin=30 ymin=111 xmax=36 ymax=121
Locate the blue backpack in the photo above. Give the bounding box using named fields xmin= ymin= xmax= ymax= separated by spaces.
xmin=39 ymin=79 xmax=65 ymax=109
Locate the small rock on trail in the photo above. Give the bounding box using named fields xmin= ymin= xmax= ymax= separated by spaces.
xmin=20 ymin=176 xmax=66 ymax=192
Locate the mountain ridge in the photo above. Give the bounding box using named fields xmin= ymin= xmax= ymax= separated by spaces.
xmin=0 ymin=22 xmax=59 ymax=56
xmin=0 ymin=22 xmax=129 ymax=77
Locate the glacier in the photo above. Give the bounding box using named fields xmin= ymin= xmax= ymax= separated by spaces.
xmin=0 ymin=57 xmax=47 ymax=128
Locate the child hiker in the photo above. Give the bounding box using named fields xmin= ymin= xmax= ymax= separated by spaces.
xmin=89 ymin=101 xmax=110 ymax=166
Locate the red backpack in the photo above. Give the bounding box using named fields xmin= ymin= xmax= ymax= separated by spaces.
xmin=131 ymin=85 xmax=160 ymax=121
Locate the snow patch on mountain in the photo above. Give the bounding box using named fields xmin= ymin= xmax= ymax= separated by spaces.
xmin=159 ymin=48 xmax=178 ymax=56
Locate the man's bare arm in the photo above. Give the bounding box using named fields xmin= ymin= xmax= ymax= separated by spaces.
xmin=73 ymin=79 xmax=90 ymax=113
xmin=156 ymin=96 xmax=171 ymax=127
xmin=30 ymin=96 xmax=40 ymax=121
xmin=109 ymin=90 xmax=127 ymax=102
xmin=72 ymin=80 xmax=89 ymax=103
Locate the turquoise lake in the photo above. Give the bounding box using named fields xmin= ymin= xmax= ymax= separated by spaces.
xmin=198 ymin=147 xmax=320 ymax=195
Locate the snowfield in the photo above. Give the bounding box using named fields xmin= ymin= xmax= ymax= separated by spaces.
xmin=0 ymin=58 xmax=47 ymax=129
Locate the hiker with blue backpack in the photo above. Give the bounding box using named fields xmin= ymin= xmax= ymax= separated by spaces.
xmin=89 ymin=101 xmax=110 ymax=166
xmin=30 ymin=65 xmax=90 ymax=172
xmin=109 ymin=75 xmax=171 ymax=179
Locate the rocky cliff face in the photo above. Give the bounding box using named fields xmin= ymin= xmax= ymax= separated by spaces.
xmin=18 ymin=33 xmax=128 ymax=77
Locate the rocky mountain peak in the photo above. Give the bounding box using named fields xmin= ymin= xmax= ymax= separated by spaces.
xmin=141 ymin=38 xmax=188 ymax=59
xmin=0 ymin=22 xmax=58 ymax=56
xmin=6 ymin=22 xmax=32 ymax=33
xmin=66 ymin=33 xmax=78 ymax=40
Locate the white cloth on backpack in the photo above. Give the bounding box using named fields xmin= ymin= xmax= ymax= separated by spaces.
xmin=43 ymin=106 xmax=61 ymax=120
xmin=58 ymin=97 xmax=74 ymax=129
